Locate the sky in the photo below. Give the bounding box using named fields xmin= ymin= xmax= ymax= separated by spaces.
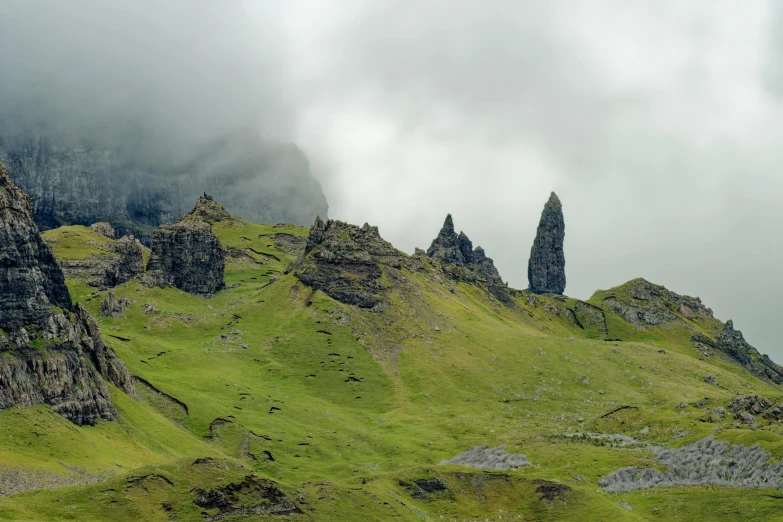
xmin=1 ymin=1 xmax=782 ymax=359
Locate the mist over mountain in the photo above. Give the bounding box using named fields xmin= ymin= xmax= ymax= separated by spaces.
xmin=0 ymin=1 xmax=327 ymax=233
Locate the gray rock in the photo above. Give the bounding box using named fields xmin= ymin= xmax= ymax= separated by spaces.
xmin=528 ymin=192 xmax=566 ymax=294
xmin=146 ymin=195 xmax=226 ymax=297
xmin=0 ymin=162 xmax=136 ymax=425
xmin=427 ymin=214 xmax=503 ymax=285
xmin=100 ymin=290 xmax=131 ymax=318
xmin=294 ymin=217 xmax=418 ymax=308
xmin=693 ymin=321 xmax=783 ymax=384
xmin=1 ymin=133 xmax=328 ymax=242
xmin=0 ymin=162 xmax=72 ymax=330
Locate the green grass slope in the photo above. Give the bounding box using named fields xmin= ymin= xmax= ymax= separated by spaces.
xmin=2 ymin=215 xmax=783 ymax=521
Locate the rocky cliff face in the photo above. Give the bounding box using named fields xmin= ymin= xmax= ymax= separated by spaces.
xmin=528 ymin=192 xmax=566 ymax=294
xmin=0 ymin=162 xmax=72 ymax=329
xmin=0 ymin=162 xmax=136 ymax=425
xmin=426 ymin=214 xmax=503 ymax=285
xmin=146 ymin=195 xmax=226 ymax=297
xmin=293 ymin=216 xmax=417 ymax=309
xmin=0 ymin=132 xmax=329 ymax=240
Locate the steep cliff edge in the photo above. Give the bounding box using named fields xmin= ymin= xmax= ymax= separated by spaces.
xmin=0 ymin=162 xmax=136 ymax=425
xmin=0 ymin=132 xmax=329 ymax=239
xmin=145 ymin=194 xmax=226 ymax=297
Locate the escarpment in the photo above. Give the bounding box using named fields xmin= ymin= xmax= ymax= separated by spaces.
xmin=426 ymin=214 xmax=504 ymax=285
xmin=0 ymin=162 xmax=136 ymax=425
xmin=146 ymin=194 xmax=226 ymax=297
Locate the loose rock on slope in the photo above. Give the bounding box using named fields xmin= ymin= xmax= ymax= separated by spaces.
xmin=528 ymin=192 xmax=566 ymax=294
xmin=146 ymin=194 xmax=226 ymax=297
xmin=0 ymin=161 xmax=136 ymax=425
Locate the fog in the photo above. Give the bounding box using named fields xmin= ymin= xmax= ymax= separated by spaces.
xmin=2 ymin=1 xmax=782 ymax=358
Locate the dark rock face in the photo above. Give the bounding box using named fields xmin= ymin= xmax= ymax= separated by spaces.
xmin=427 ymin=214 xmax=503 ymax=285
xmin=1 ymin=133 xmax=329 ymax=241
xmin=0 ymin=162 xmax=136 ymax=425
xmin=294 ymin=216 xmax=416 ymax=308
xmin=693 ymin=321 xmax=783 ymax=384
xmin=0 ymin=162 xmax=72 ymax=329
xmin=528 ymin=192 xmax=566 ymax=294
xmin=146 ymin=195 xmax=226 ymax=297
xmin=56 ymin=234 xmax=144 ymax=290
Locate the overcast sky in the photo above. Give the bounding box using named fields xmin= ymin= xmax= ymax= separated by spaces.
xmin=277 ymin=0 xmax=783 ymax=358
xmin=2 ymin=1 xmax=782 ymax=359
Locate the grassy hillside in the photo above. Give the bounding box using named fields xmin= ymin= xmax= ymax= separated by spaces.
xmin=2 ymin=218 xmax=783 ymax=521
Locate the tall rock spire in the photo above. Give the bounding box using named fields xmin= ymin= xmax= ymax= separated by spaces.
xmin=528 ymin=192 xmax=566 ymax=294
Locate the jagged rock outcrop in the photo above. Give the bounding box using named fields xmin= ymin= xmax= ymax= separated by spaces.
xmin=528 ymin=192 xmax=566 ymax=294
xmin=1 ymin=133 xmax=328 ymax=241
xmin=146 ymin=195 xmax=225 ymax=297
xmin=600 ymin=278 xmax=713 ymax=329
xmin=0 ymin=162 xmax=136 ymax=425
xmin=293 ymin=216 xmax=418 ymax=308
xmin=101 ymin=290 xmax=131 ymax=318
xmin=55 ymin=233 xmax=144 ymax=290
xmin=693 ymin=321 xmax=783 ymax=384
xmin=0 ymin=162 xmax=72 ymax=329
xmin=426 ymin=215 xmax=503 ymax=285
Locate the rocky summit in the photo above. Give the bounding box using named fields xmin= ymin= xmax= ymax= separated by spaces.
xmin=293 ymin=216 xmax=417 ymax=308
xmin=528 ymin=192 xmax=566 ymax=294
xmin=426 ymin=214 xmax=503 ymax=285
xmin=0 ymin=161 xmax=135 ymax=425
xmin=146 ymin=194 xmax=226 ymax=297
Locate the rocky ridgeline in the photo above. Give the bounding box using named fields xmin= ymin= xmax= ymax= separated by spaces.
xmin=601 ymin=278 xmax=714 ymax=328
xmin=693 ymin=321 xmax=783 ymax=384
xmin=0 ymin=162 xmax=136 ymax=425
xmin=146 ymin=194 xmax=226 ymax=297
xmin=528 ymin=192 xmax=566 ymax=294
xmin=52 ymin=225 xmax=145 ymax=290
xmin=293 ymin=216 xmax=418 ymax=309
xmin=426 ymin=214 xmax=503 ymax=285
